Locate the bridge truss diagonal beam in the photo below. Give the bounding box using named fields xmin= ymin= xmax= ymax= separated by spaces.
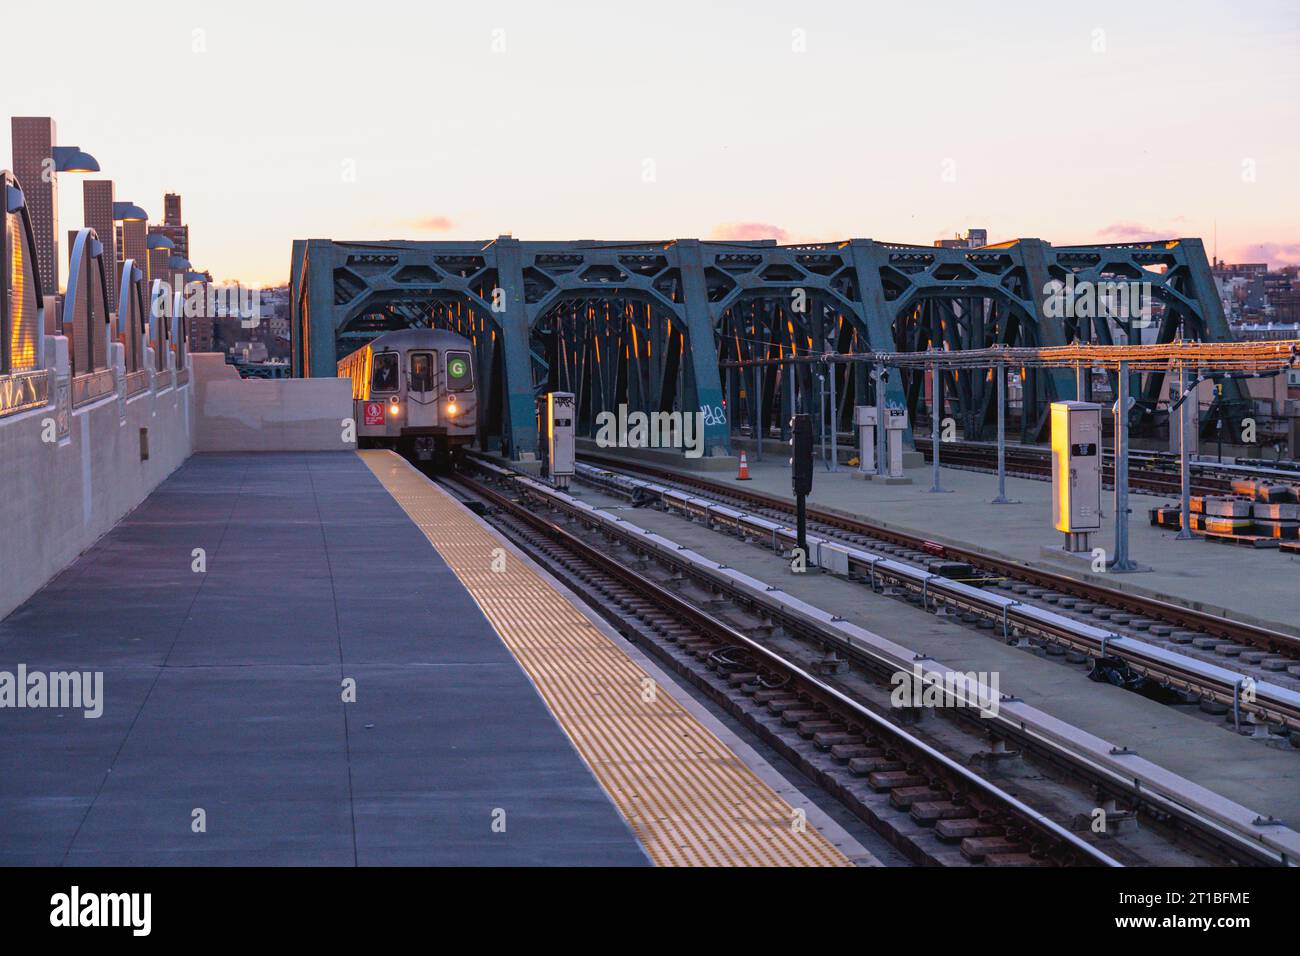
xmin=289 ymin=235 xmax=1237 ymax=458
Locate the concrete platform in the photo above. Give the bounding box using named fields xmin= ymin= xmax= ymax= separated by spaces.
xmin=0 ymin=452 xmax=647 ymax=866
xmin=640 ymin=454 xmax=1300 ymax=640
xmin=359 ymin=451 xmax=868 ymax=867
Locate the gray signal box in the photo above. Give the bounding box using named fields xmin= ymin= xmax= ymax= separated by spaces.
xmin=853 ymin=406 xmax=877 ymax=475
xmin=1050 ymin=401 xmax=1102 ymax=552
xmin=539 ymin=391 xmax=576 ymax=489
xmin=883 ymin=408 xmax=908 ymax=479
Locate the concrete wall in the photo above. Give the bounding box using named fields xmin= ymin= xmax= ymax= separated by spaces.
xmin=191 ymin=353 xmax=355 ymax=452
xmin=0 ymin=337 xmax=194 ymax=621
xmin=0 ymin=348 xmax=356 ymax=621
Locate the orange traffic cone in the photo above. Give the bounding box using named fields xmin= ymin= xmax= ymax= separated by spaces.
xmin=737 ymin=451 xmax=751 ymax=480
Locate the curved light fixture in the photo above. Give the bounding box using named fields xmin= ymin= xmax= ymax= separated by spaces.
xmin=146 ymin=233 xmax=174 ymax=250
xmin=167 ymin=255 xmax=191 ymax=270
xmin=112 ymin=201 xmax=148 ymax=222
xmin=51 ymin=146 xmax=100 ymax=173
xmin=183 ymin=270 xmax=207 ymax=283
xmin=4 ymin=183 xmax=23 ymax=213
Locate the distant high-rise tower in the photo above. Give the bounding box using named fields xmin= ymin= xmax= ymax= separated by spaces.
xmin=153 ymin=192 xmax=190 ymax=264
xmin=121 ymin=219 xmax=149 ymax=285
xmin=146 ymin=229 xmax=172 ymax=292
xmin=11 ymin=117 xmax=59 ymax=296
xmin=82 ymin=180 xmax=118 ymax=304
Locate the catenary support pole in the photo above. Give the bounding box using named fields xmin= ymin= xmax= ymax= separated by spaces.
xmin=1176 ymin=361 xmax=1195 ymax=540
xmin=928 ymin=356 xmax=949 ymax=493
xmin=828 ymin=360 xmax=838 ymax=471
xmin=991 ymin=357 xmax=1017 ymax=504
xmin=873 ymin=364 xmax=887 ymax=477
xmin=1112 ymin=360 xmax=1137 ymax=570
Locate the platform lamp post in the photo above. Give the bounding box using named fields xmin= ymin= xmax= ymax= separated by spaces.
xmin=167 ymin=256 xmax=192 ymax=302
xmin=47 ymin=147 xmax=100 ymax=329
xmin=51 ymin=146 xmax=100 ymax=174
xmin=112 ymin=200 xmax=147 ymax=222
xmin=111 ymin=200 xmax=148 ymax=312
xmin=146 ymin=232 xmax=174 ymax=284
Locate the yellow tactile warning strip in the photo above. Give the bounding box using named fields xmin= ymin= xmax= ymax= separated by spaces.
xmin=359 ymin=451 xmax=853 ymax=867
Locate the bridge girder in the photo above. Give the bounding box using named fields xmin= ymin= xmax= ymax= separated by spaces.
xmin=290 ymin=235 xmax=1235 ymax=457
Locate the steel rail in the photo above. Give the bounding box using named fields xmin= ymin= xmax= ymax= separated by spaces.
xmin=576 ymin=451 xmax=1300 ymax=659
xmin=574 ymin=460 xmax=1300 ymax=734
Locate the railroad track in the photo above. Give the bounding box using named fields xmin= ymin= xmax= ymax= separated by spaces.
xmin=450 ymin=457 xmax=1300 ymax=867
xmin=919 ymin=440 xmax=1300 ymax=497
xmin=578 ymin=450 xmax=1300 ymax=670
xmin=443 ymin=467 xmax=1124 ymax=867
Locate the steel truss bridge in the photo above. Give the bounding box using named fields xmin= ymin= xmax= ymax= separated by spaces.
xmin=290 ymin=235 xmax=1239 ymax=458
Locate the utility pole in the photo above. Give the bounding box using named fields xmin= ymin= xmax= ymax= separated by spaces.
xmin=791 ymin=413 xmax=813 ymax=557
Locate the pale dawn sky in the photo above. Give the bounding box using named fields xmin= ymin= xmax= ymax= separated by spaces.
xmin=4 ymin=0 xmax=1298 ymax=287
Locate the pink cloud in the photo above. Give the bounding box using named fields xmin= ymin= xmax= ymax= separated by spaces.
xmin=408 ymin=216 xmax=455 ymax=232
xmin=710 ymin=222 xmax=790 ymax=242
xmin=1096 ymin=222 xmax=1172 ymax=242
xmin=1229 ymin=241 xmax=1300 ymax=268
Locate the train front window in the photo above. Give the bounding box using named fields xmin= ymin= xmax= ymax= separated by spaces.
xmin=445 ymin=351 xmax=473 ymax=391
xmin=409 ymin=352 xmax=434 ymax=393
xmin=371 ymin=352 xmax=399 ymax=392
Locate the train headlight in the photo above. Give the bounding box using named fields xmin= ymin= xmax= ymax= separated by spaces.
xmin=388 ymin=399 xmax=400 ymax=416
xmin=447 ymin=401 xmax=458 ymax=416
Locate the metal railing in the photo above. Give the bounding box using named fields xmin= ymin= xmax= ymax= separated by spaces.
xmin=71 ymin=369 xmax=115 ymax=408
xmin=0 ymin=369 xmax=50 ymax=419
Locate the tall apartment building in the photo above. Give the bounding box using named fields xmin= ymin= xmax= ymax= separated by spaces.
xmin=153 ymin=192 xmax=189 ymax=262
xmin=145 ymin=191 xmax=190 ymax=305
xmin=11 ymin=117 xmax=59 ymax=296
xmin=120 ymin=218 xmax=148 ymax=283
xmin=146 ymin=234 xmax=172 ymax=290
xmin=82 ymin=180 xmax=118 ymax=304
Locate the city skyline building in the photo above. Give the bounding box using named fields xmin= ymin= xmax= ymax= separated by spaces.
xmin=11 ymin=117 xmax=59 ymax=297
xmin=153 ymin=192 xmax=190 ymax=263
xmin=120 ymin=217 xmax=148 ymax=284
xmin=935 ymin=228 xmax=989 ymax=250
xmin=146 ymin=237 xmax=171 ymax=292
xmin=82 ymin=180 xmax=118 ymax=304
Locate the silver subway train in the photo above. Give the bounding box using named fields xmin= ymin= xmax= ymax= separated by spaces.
xmin=337 ymin=329 xmax=477 ymax=464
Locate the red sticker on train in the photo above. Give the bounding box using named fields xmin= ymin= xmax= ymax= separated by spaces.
xmin=363 ymin=402 xmax=384 ymax=425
